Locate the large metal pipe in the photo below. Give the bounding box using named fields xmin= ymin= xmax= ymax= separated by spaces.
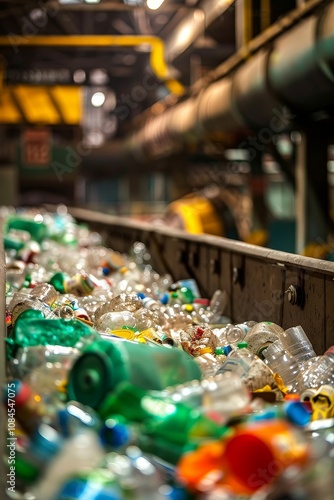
xmin=127 ymin=0 xmax=334 ymax=162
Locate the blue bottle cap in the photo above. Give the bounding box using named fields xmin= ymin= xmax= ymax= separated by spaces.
xmin=101 ymin=417 xmax=131 ymax=448
xmin=102 ymin=267 xmax=110 ymax=276
xmin=285 ymin=401 xmax=311 ymax=427
xmin=223 ymin=345 xmax=232 ymax=356
xmin=30 ymin=423 xmax=62 ymax=460
xmin=137 ymin=292 xmax=146 ymax=300
xmin=159 ymin=293 xmax=169 ymax=305
xmin=57 ymin=478 xmax=121 ymax=500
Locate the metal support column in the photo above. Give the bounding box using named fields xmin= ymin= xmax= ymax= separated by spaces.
xmin=235 ymin=0 xmax=253 ymax=49
xmin=296 ymin=125 xmax=331 ymax=253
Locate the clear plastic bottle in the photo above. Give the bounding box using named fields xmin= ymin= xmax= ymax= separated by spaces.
xmin=9 ymin=344 xmax=80 ymax=379
xmin=206 ymin=289 xmax=227 ymax=323
xmin=96 ymin=311 xmax=137 ymax=332
xmin=163 ymin=373 xmax=251 ymax=423
xmin=262 ymin=340 xmax=304 ymax=392
xmin=245 ymin=321 xmax=283 ymax=358
xmin=194 ymin=352 xmax=222 ymax=377
xmin=280 ymin=325 xmax=316 ymax=363
xmin=216 ymin=341 xmax=256 ymax=379
xmin=302 ymin=346 xmax=334 ymax=388
xmin=29 ymin=282 xmax=58 ymax=305
xmin=32 ymin=429 xmax=104 ymax=500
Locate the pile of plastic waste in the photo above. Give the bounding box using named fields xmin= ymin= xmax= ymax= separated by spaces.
xmin=1 ymin=206 xmax=334 ymax=500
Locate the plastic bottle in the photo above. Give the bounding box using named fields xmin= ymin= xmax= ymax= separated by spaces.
xmin=29 ymin=283 xmax=58 ymax=306
xmin=302 ymin=346 xmax=334 ymax=388
xmin=96 ymin=311 xmax=137 ymax=332
xmin=98 ymin=383 xmax=226 ymax=465
xmin=262 ymin=340 xmax=304 ymax=392
xmin=245 ymin=321 xmax=283 ymax=358
xmin=68 ymin=338 xmax=202 ymax=409
xmin=9 ymin=344 xmax=80 ymax=379
xmin=6 ymin=215 xmax=48 ymax=242
xmin=216 ymin=341 xmax=256 ymax=379
xmin=163 ymin=372 xmax=251 ymax=423
xmin=10 ymin=296 xmax=59 ymax=324
xmin=206 ymin=289 xmax=227 ymax=324
xmin=32 ymin=429 xmax=104 ymax=500
xmin=195 ymin=352 xmax=222 ymax=377
xmin=8 ymin=311 xmax=101 ymax=350
xmin=15 ymin=423 xmax=63 ymax=488
xmin=280 ymin=325 xmax=316 ymax=363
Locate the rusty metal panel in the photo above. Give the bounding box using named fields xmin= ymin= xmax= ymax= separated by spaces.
xmin=282 ymin=269 xmax=326 ymax=355
xmin=186 ymin=242 xmax=210 ymax=298
xmin=219 ymin=250 xmax=232 ymax=319
xmin=208 ymin=247 xmax=221 ymax=295
xmin=325 ymin=276 xmax=334 ymax=350
xmin=64 ymin=207 xmax=334 ymax=353
xmin=231 ymin=256 xmax=284 ymax=326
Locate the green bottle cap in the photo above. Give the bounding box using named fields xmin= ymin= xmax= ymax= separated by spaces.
xmin=237 ymin=341 xmax=248 ymax=349
xmin=179 ymin=286 xmax=195 ymax=304
xmin=215 ymin=347 xmax=225 ymax=355
xmin=171 ymin=292 xmax=178 ymax=298
xmin=67 ymin=340 xmax=127 ymax=409
xmin=49 ymin=271 xmax=68 ymax=294
xmin=15 ymin=454 xmax=40 ymax=482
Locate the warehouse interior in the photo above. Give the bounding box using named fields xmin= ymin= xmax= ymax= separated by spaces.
xmin=1 ymin=0 xmax=334 ymax=256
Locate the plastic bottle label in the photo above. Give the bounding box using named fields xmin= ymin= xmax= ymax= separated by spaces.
xmin=216 ymin=358 xmax=251 ymax=379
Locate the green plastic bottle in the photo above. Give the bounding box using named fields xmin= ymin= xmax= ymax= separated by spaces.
xmin=8 ymin=311 xmax=100 ymax=352
xmin=99 ymin=382 xmax=227 ymax=464
xmin=49 ymin=271 xmax=70 ymax=294
xmin=6 ymin=216 xmax=48 ymax=243
xmin=68 ymin=338 xmax=202 ymax=409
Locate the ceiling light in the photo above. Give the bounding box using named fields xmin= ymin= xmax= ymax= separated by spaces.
xmin=147 ymin=0 xmax=165 ymax=11
xmin=91 ymin=91 xmax=105 ymax=107
xmin=73 ymin=69 xmax=86 ymax=84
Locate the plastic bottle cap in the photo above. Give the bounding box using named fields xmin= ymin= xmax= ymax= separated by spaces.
xmin=237 ymin=341 xmax=248 ymax=349
xmin=137 ymin=292 xmax=146 ymax=300
xmin=159 ymin=293 xmax=169 ymax=305
xmin=284 ymin=393 xmax=300 ymax=401
xmin=285 ymin=401 xmax=311 ymax=427
xmin=194 ymin=298 xmax=210 ymax=307
xmin=171 ymin=292 xmax=179 ymax=298
xmin=223 ymin=345 xmax=232 ymax=356
xmin=215 ymin=347 xmax=225 ymax=356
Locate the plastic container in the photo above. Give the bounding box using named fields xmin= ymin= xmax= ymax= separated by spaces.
xmin=262 ymin=340 xmax=304 ymax=392
xmin=302 ymin=346 xmax=334 ymax=388
xmin=68 ymin=338 xmax=202 ymax=408
xmin=280 ymin=325 xmax=316 ymax=363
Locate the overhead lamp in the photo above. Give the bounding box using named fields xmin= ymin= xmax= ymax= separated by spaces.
xmin=91 ymin=91 xmax=105 ymax=107
xmin=147 ymin=0 xmax=165 ymax=11
xmin=85 ymin=0 xmax=101 ymax=4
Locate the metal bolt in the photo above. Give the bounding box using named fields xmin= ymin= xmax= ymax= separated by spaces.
xmin=232 ymin=267 xmax=240 ymax=284
xmin=285 ymin=285 xmax=303 ymax=306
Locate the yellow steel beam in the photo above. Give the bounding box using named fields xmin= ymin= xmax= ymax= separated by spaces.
xmin=244 ymin=0 xmax=253 ymax=45
xmin=261 ymin=0 xmax=271 ymax=32
xmin=0 ymin=86 xmax=81 ymax=124
xmin=0 ymin=35 xmax=184 ymax=95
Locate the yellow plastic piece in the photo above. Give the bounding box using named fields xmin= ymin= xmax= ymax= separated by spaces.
xmin=167 ymin=194 xmax=224 ymax=236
